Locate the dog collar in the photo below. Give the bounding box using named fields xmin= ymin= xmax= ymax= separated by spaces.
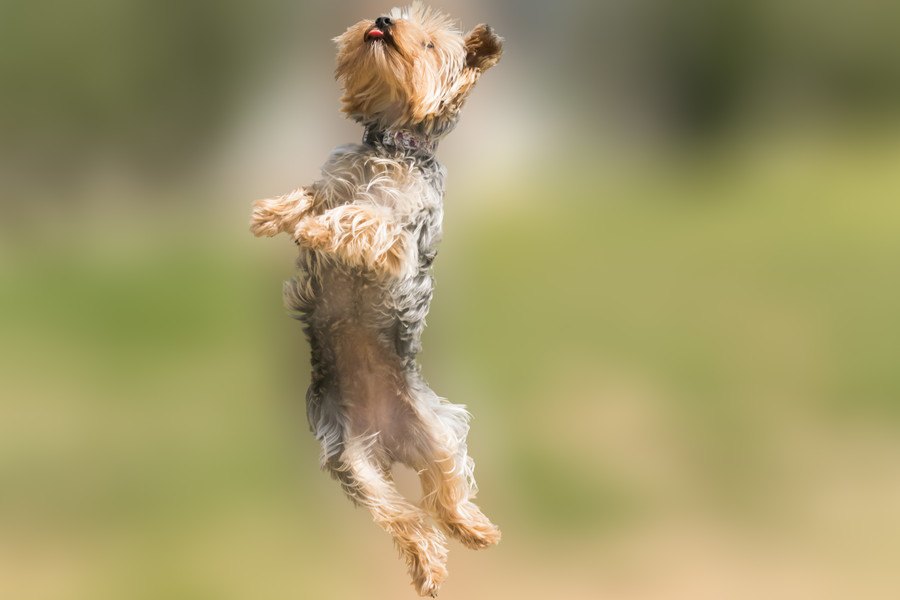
xmin=363 ymin=126 xmax=437 ymax=157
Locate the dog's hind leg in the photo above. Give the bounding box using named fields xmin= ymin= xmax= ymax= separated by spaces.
xmin=411 ymin=385 xmax=501 ymax=550
xmin=326 ymin=435 xmax=449 ymax=597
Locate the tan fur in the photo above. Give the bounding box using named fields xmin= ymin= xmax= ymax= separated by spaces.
xmin=250 ymin=187 xmax=317 ymax=238
xmin=334 ymin=1 xmax=502 ymax=134
xmin=335 ymin=437 xmax=449 ymax=597
xmin=295 ymin=204 xmax=412 ymax=279
xmin=419 ymin=449 xmax=502 ymax=549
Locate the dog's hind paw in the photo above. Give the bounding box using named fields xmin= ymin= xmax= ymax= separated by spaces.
xmin=444 ymin=503 xmax=501 ymax=550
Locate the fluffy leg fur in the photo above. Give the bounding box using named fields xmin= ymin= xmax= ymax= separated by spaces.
xmin=250 ymin=187 xmax=316 ymax=238
xmin=420 ymin=455 xmax=501 ymax=549
xmin=294 ymin=204 xmax=412 ymax=279
xmin=328 ymin=436 xmax=449 ymax=597
xmin=410 ymin=383 xmax=501 ymax=550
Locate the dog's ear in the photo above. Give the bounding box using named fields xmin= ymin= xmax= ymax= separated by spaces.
xmin=464 ymin=25 xmax=503 ymax=73
xmin=430 ymin=24 xmax=502 ymax=129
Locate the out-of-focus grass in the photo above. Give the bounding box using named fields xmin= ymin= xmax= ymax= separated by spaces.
xmin=2 ymin=132 xmax=900 ymax=598
xmin=444 ymin=132 xmax=900 ymax=517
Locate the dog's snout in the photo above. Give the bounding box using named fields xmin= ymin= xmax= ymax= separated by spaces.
xmin=375 ymin=16 xmax=393 ymax=30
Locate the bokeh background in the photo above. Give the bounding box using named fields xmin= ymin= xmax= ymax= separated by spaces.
xmin=3 ymin=0 xmax=900 ymax=598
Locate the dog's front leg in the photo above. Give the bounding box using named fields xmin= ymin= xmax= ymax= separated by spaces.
xmin=250 ymin=187 xmax=316 ymax=238
xmin=294 ymin=204 xmax=413 ymax=279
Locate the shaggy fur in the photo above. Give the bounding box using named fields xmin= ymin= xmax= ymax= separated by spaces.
xmin=250 ymin=3 xmax=502 ymax=596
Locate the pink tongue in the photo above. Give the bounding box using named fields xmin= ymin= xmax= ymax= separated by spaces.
xmin=368 ymin=28 xmax=384 ymax=39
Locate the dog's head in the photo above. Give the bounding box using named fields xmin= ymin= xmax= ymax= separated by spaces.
xmin=334 ymin=2 xmax=502 ymax=135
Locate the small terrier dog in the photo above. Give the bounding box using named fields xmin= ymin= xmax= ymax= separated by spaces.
xmin=249 ymin=3 xmax=502 ymax=596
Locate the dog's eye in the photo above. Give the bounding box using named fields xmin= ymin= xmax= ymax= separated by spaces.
xmin=425 ymin=41 xmax=435 ymax=49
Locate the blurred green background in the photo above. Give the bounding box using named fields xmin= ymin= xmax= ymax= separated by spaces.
xmin=2 ymin=1 xmax=900 ymax=598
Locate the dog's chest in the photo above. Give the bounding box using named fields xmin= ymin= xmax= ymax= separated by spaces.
xmin=322 ymin=145 xmax=446 ymax=263
xmin=404 ymin=165 xmax=445 ymax=266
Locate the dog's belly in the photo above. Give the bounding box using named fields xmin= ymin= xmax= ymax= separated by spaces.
xmin=304 ymin=264 xmax=430 ymax=458
xmin=331 ymin=325 xmax=416 ymax=448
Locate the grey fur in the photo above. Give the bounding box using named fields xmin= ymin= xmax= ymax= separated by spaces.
xmin=282 ymin=139 xmax=469 ymax=471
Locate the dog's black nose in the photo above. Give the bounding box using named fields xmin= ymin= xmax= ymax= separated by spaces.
xmin=375 ymin=16 xmax=393 ymax=30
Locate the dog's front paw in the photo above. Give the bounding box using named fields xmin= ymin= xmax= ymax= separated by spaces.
xmin=250 ymin=189 xmax=314 ymax=238
xmin=294 ymin=214 xmax=413 ymax=280
xmin=293 ymin=216 xmax=333 ymax=248
xmin=249 ymin=198 xmax=283 ymax=237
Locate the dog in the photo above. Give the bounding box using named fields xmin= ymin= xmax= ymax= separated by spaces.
xmin=249 ymin=3 xmax=502 ymax=596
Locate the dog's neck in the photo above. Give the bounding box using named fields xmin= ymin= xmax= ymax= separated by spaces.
xmin=363 ymin=125 xmax=438 ymax=158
